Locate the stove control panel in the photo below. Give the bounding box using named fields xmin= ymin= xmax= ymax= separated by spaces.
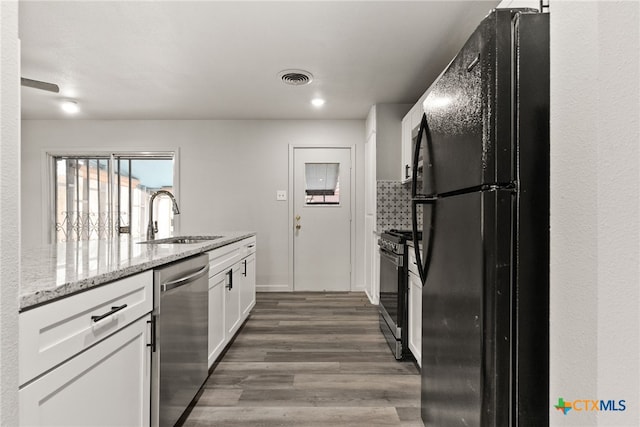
xmin=378 ymin=238 xmax=404 ymax=255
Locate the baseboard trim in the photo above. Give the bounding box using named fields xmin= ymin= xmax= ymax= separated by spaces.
xmin=256 ymin=284 xmax=292 ymax=292
xmin=257 ymin=285 xmax=372 ymax=294
xmin=364 ymin=288 xmax=379 ymax=305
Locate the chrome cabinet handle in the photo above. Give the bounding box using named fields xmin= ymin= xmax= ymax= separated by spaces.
xmin=91 ymin=304 xmax=127 ymax=322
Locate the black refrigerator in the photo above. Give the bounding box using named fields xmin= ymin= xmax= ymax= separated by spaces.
xmin=410 ymin=9 xmax=549 ymax=427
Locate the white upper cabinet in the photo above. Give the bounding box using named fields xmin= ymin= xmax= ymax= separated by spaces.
xmin=373 ymin=104 xmax=412 ymax=181
xmin=401 ymin=113 xmax=412 ymax=184
xmin=401 ymin=90 xmax=429 ymax=184
xmin=411 ymin=92 xmax=427 ymax=130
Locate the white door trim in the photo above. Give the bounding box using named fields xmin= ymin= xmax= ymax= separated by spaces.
xmin=288 ymin=144 xmax=356 ymax=292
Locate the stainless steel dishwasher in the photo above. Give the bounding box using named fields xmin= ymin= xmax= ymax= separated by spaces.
xmin=151 ymin=253 xmax=209 ymax=427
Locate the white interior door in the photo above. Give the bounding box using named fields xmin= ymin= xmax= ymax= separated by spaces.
xmin=293 ymin=147 xmax=351 ymax=291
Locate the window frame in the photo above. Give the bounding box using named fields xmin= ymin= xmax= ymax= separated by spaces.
xmin=44 ymin=149 xmax=180 ymax=244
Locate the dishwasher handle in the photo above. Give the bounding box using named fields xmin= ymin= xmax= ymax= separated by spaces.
xmin=161 ymin=265 xmax=209 ymax=292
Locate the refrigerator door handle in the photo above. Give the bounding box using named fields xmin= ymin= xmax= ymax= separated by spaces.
xmin=411 ymin=198 xmax=436 ymax=285
xmin=411 ymin=113 xmax=433 ymax=198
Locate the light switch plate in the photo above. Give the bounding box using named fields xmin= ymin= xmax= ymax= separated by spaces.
xmin=276 ymin=190 xmax=287 ymax=201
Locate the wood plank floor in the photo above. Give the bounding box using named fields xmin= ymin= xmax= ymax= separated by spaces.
xmin=181 ymin=292 xmax=423 ymax=427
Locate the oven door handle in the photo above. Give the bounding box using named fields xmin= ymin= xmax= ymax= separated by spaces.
xmin=379 ymin=249 xmax=403 ymax=268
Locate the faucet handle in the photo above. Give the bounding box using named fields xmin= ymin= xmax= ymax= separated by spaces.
xmin=153 ymin=221 xmax=158 ymax=233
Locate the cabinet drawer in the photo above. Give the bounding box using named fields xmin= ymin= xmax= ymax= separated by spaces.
xmin=208 ymin=245 xmax=241 ymax=277
xmin=19 ymin=271 xmax=153 ymax=386
xmin=240 ymin=236 xmax=257 ymax=257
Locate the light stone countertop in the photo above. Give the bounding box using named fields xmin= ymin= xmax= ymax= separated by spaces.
xmin=20 ymin=231 xmax=255 ymax=312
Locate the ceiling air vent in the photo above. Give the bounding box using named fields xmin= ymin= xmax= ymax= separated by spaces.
xmin=279 ymin=69 xmax=313 ymax=86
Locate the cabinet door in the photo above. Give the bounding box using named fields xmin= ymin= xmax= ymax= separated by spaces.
xmin=411 ymin=98 xmax=425 ymax=130
xmin=364 ymin=131 xmax=376 ymax=216
xmin=208 ymin=269 xmax=227 ymax=368
xmin=364 ymin=217 xmax=374 ymax=303
xmin=19 ymin=314 xmax=151 ymax=427
xmin=408 ymin=272 xmax=422 ymax=367
xmin=224 ymin=263 xmax=242 ymax=339
xmin=240 ymin=254 xmax=256 ymax=318
xmin=401 ymin=114 xmax=412 ymax=183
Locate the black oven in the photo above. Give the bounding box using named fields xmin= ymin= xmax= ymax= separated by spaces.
xmin=378 ymin=229 xmax=418 ymax=360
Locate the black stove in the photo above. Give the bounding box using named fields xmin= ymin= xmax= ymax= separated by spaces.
xmin=379 ymin=229 xmax=421 ymax=254
xmin=377 ymin=228 xmax=421 ymax=360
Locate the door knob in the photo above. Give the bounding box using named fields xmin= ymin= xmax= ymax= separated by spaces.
xmin=295 ymin=215 xmax=301 ymax=230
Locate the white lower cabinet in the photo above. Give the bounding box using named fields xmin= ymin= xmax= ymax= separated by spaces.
xmin=208 ymin=268 xmax=227 ymax=367
xmin=18 ymin=236 xmax=259 ymax=426
xmin=19 ymin=271 xmax=153 ymax=385
xmin=207 ymin=236 xmax=257 ymax=369
xmin=19 ymin=314 xmax=151 ymax=427
xmin=224 ymin=262 xmax=242 ymax=339
xmin=408 ymin=270 xmax=422 ymax=367
xmin=240 ymin=252 xmax=256 ymax=317
xmin=19 ymin=271 xmax=153 ymax=427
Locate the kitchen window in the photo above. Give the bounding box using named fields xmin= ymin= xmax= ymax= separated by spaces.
xmin=51 ymin=152 xmax=176 ymax=242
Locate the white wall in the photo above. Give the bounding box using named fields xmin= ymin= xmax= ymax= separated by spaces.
xmin=498 ymin=0 xmax=540 ymax=9
xmin=550 ymin=2 xmax=640 ymax=426
xmin=21 ymin=119 xmax=365 ymax=291
xmin=0 ymin=1 xmax=20 ymax=425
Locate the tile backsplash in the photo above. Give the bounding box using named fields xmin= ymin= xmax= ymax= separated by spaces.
xmin=376 ymin=180 xmax=422 ymax=232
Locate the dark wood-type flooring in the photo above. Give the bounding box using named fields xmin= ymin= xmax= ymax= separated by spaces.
xmin=182 ymin=292 xmax=422 ymax=427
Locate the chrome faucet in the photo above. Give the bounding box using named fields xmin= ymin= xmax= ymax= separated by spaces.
xmin=146 ymin=190 xmax=180 ymax=240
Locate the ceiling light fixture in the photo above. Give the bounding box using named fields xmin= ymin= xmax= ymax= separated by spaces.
xmin=311 ymin=98 xmax=325 ymax=107
xmin=61 ymin=100 xmax=79 ymax=114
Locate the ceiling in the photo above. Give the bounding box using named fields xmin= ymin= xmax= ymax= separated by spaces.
xmin=19 ymin=1 xmax=500 ymax=120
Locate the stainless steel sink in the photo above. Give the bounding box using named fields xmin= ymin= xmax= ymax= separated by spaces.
xmin=138 ymin=235 xmax=223 ymax=244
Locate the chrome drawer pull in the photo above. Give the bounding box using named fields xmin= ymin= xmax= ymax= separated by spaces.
xmin=91 ymin=304 xmax=128 ymax=322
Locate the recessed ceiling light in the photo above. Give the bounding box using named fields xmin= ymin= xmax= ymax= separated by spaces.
xmin=311 ymin=98 xmax=325 ymax=107
xmin=61 ymin=100 xmax=79 ymax=114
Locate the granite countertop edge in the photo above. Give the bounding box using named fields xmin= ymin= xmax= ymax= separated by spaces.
xmin=20 ymin=232 xmax=256 ymax=312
